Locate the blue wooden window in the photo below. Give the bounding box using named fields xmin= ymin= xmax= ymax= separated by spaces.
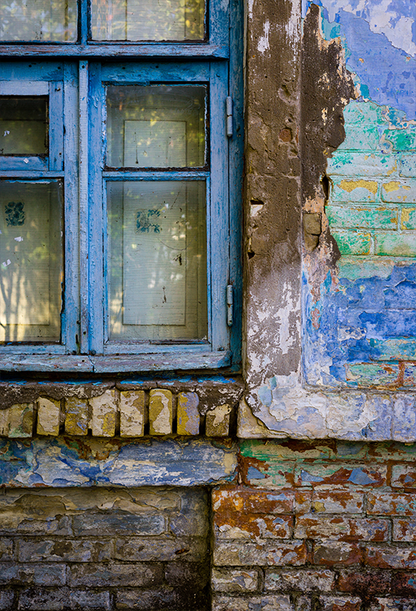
xmin=0 ymin=0 xmax=242 ymax=373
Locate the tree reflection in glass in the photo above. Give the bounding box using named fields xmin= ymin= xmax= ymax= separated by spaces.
xmin=0 ymin=0 xmax=77 ymax=41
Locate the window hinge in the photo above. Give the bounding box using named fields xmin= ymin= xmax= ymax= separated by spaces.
xmin=227 ymin=284 xmax=233 ymax=326
xmin=226 ymin=96 xmax=233 ymax=138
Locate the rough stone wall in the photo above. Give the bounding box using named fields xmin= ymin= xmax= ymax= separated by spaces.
xmin=0 ymin=487 xmax=210 ymax=610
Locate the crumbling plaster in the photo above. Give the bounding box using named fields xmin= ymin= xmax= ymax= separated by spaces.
xmin=240 ymin=0 xmax=416 ymax=440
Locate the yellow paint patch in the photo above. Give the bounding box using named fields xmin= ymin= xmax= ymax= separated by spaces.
xmin=384 ymin=181 xmax=411 ymax=193
xmin=339 ymin=179 xmax=378 ymax=194
xmin=401 ymin=208 xmax=416 ymax=229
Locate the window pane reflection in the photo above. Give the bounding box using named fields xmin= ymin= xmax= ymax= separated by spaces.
xmin=0 ymin=97 xmax=48 ymax=156
xmin=108 ymin=181 xmax=207 ymax=341
xmin=0 ymin=0 xmax=77 ymax=41
xmin=91 ymin=0 xmax=204 ymax=41
xmin=0 ymin=181 xmax=63 ymax=342
xmin=107 ymin=85 xmax=206 ymax=168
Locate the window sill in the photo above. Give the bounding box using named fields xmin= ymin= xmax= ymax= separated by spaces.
xmin=0 ymin=351 xmax=232 ymax=373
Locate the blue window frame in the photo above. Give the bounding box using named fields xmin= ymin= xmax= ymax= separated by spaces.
xmin=0 ymin=0 xmax=242 ymax=373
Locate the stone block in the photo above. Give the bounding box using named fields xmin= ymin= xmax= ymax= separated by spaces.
xmin=170 ymin=511 xmax=208 ymax=538
xmin=37 ymin=398 xmax=60 ymax=436
xmin=331 ymin=178 xmax=378 ymax=202
xmin=400 ymin=207 xmax=416 ymax=229
xmin=72 ymin=512 xmax=165 ymax=537
xmin=337 ymin=570 xmax=391 ymax=597
xmin=0 ymin=563 xmax=66 ymax=586
xmin=149 ymin=389 xmax=172 ymax=435
xmin=115 ymin=537 xmax=206 ymax=563
xmin=393 ymin=519 xmax=416 ymax=542
xmin=294 ymin=463 xmax=387 ymax=488
xmin=392 ymin=395 xmax=416 ymax=442
xmin=375 ymin=232 xmax=416 ymax=257
xmin=212 ymin=594 xmax=293 ymax=611
xmin=90 ymin=390 xmax=117 ymax=437
xmin=212 ymin=487 xmax=294 ymax=514
xmin=177 ymin=392 xmax=200 ymax=435
xmin=16 ymin=587 xmax=110 ymax=610
xmin=212 ymin=568 xmax=259 ymax=592
xmin=164 ymin=562 xmax=209 ymax=588
xmin=0 ymin=409 xmax=8 ymax=436
xmin=327 ymin=152 xmax=397 ymax=177
xmin=0 ymin=590 xmax=14 ymax=610
xmin=213 ymin=540 xmax=307 ymax=567
xmin=319 ymin=596 xmax=361 ymax=611
xmin=206 ymin=404 xmax=231 ymax=437
xmin=215 ymin=513 xmax=293 ymax=540
xmin=370 ymin=598 xmax=416 ymax=611
xmin=65 ymin=398 xmax=89 ymax=436
xmin=367 ymin=492 xmax=416 ymax=515
xmin=119 ymin=390 xmax=145 ymax=437
xmin=115 ymin=588 xmax=177 ymax=610
xmin=381 ymin=179 xmax=416 ymax=203
xmin=294 ymin=516 xmax=389 ymax=542
xmin=264 ymin=569 xmax=334 ymax=592
xmin=365 ymin=546 xmax=416 ymax=569
xmin=68 ymin=562 xmax=163 ymax=587
xmin=18 ymin=538 xmax=112 ymax=563
xmin=331 ymin=231 xmax=372 ymax=255
xmin=313 ymin=542 xmax=364 ymax=566
xmin=326 ymin=205 xmax=398 ymax=230
xmin=7 ymin=404 xmax=33 ymax=438
xmin=391 ymin=465 xmax=416 ymax=488
xmin=308 ymin=491 xmax=364 ymax=514
xmin=400 ymin=154 xmax=416 ymax=178
xmin=0 ymin=539 xmax=13 ymax=561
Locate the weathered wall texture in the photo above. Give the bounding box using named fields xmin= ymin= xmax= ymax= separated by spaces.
xmin=0 ymin=487 xmax=210 ymax=610
xmin=240 ymin=0 xmax=416 ymax=440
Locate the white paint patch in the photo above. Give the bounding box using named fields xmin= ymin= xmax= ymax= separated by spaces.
xmin=258 ymin=20 xmax=270 ymax=54
xmin=248 ymin=0 xmax=255 ymax=19
xmin=14 ymin=237 xmax=23 ymax=242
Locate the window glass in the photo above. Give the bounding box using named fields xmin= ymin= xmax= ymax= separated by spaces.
xmin=91 ymin=0 xmax=205 ymax=41
xmin=106 ymin=85 xmax=206 ymax=168
xmin=0 ymin=97 xmax=48 ymax=156
xmin=0 ymin=0 xmax=77 ymax=41
xmin=107 ymin=180 xmax=207 ymax=341
xmin=0 ymin=180 xmax=63 ymax=342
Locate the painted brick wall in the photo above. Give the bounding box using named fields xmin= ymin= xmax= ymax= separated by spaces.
xmin=0 ymin=487 xmax=210 ymax=610
xmin=212 ymin=440 xmax=416 ymax=611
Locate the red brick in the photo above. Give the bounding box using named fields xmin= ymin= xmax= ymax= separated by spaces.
xmin=319 ymin=595 xmax=361 ymax=611
xmin=212 ymin=487 xmax=294 ymax=514
xmin=367 ymin=492 xmax=416 ymax=515
xmin=392 ymin=518 xmax=416 ymax=541
xmin=366 ymin=547 xmax=416 ymax=569
xmin=337 ymin=570 xmax=392 ymax=598
xmin=295 ymin=516 xmax=389 ymax=542
xmin=313 ymin=542 xmax=363 ymax=566
xmin=215 ymin=514 xmax=293 ymax=539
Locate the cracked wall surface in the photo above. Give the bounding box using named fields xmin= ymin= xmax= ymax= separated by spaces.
xmin=241 ymin=0 xmax=416 ymax=440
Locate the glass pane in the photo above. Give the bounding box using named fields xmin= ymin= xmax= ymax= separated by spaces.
xmin=107 ymin=86 xmax=206 ymax=168
xmin=108 ymin=181 xmax=207 ymax=341
xmin=0 ymin=0 xmax=77 ymax=41
xmin=91 ymin=0 xmax=204 ymax=41
xmin=0 ymin=97 xmax=48 ymax=156
xmin=0 ymin=181 xmax=63 ymax=342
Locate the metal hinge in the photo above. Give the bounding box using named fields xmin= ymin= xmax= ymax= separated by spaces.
xmin=226 ymin=96 xmax=233 ymax=138
xmin=227 ymin=284 xmax=233 ymax=326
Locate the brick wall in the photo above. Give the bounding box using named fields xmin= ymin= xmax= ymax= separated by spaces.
xmin=211 ymin=440 xmax=416 ymax=611
xmin=0 ymin=487 xmax=210 ymax=610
